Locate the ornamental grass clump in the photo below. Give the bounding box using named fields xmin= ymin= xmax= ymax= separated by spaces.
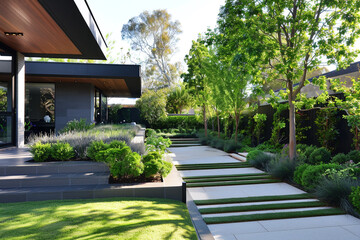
xmin=247 ymin=150 xmax=274 ymax=170
xmin=268 ymin=155 xmax=297 ymax=181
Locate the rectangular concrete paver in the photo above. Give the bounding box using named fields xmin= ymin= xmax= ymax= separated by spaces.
xmin=233 ymin=226 xmax=360 ymax=240
xmin=189 ymin=183 xmax=305 ymax=200
xmin=173 ymin=156 xmax=240 ymax=165
xmin=180 ymin=168 xmax=264 ymax=178
xmin=259 ymin=215 xmax=360 ymax=232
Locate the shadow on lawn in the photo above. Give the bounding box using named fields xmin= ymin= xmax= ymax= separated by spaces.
xmin=0 ymin=198 xmax=197 ymax=240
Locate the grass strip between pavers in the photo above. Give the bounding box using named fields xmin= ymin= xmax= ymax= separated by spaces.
xmin=199 ymin=201 xmax=325 ymax=214
xmin=187 ymin=179 xmax=281 ymax=188
xmin=185 ymin=175 xmax=273 ymax=183
xmin=183 ymin=173 xmax=268 ymax=180
xmin=194 ymin=193 xmax=313 ymax=205
xmin=203 ymin=208 xmax=345 ymax=224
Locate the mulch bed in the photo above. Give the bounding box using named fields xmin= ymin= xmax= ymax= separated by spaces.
xmin=109 ymin=175 xmax=162 ymax=184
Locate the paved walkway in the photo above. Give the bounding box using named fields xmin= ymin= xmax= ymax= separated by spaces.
xmin=169 ymin=146 xmax=360 ymax=240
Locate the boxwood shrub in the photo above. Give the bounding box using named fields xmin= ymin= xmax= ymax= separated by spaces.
xmin=301 ymin=163 xmax=343 ymax=190
xmin=331 ymin=153 xmax=349 ymax=164
xmin=50 ymin=142 xmax=75 ymax=161
xmin=307 ymin=147 xmax=331 ymax=165
xmin=347 ymin=150 xmax=360 ymax=163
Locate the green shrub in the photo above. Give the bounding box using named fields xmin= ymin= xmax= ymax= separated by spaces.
xmin=303 ymin=145 xmax=317 ymax=158
xmin=293 ymin=164 xmax=310 ymax=185
xmin=307 ymin=147 xmax=331 ymax=165
xmin=347 ymin=150 xmax=360 ymax=163
xmin=350 ymin=186 xmax=360 ymax=213
xmin=160 ymin=161 xmax=173 ymax=178
xmin=118 ymin=152 xmax=144 ymax=178
xmin=143 ymin=152 xmax=162 ymax=163
xmin=109 ymin=140 xmax=127 ymax=149
xmin=102 ymin=147 xmax=132 ymax=164
xmin=87 ymin=141 xmax=109 ymax=160
xmin=247 ymin=150 xmax=274 ymax=170
xmin=145 ymin=136 xmax=171 ymax=152
xmin=301 ymin=163 xmax=342 ymax=190
xmin=331 ymin=153 xmax=349 ymax=164
xmin=60 ymin=118 xmax=94 ymax=133
xmin=268 ymin=156 xmax=297 ymax=181
xmin=143 ymin=152 xmax=173 ymax=178
xmin=315 ymin=176 xmax=358 ymax=207
xmin=50 ymin=142 xmax=75 ymax=161
xmin=30 ymin=142 xmax=51 ymax=162
xmin=246 ymin=150 xmax=264 ymax=162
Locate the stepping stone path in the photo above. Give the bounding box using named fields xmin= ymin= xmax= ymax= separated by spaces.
xmin=169 ymin=144 xmax=360 ymax=240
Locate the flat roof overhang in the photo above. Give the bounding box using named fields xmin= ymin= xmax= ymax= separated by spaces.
xmin=0 ymin=61 xmax=141 ymax=98
xmin=0 ymin=0 xmax=106 ymax=60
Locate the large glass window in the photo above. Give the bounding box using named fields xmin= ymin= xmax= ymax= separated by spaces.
xmin=25 ymin=83 xmax=55 ymax=137
xmin=0 ymin=79 xmax=12 ymax=145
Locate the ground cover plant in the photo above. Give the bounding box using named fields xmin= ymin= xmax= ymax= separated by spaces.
xmin=0 ymin=198 xmax=197 ymax=240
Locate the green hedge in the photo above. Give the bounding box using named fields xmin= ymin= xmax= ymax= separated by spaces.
xmin=153 ymin=115 xmax=202 ymax=129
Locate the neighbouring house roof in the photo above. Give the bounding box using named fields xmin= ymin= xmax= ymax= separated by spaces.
xmin=0 ymin=61 xmax=141 ymax=98
xmin=0 ymin=0 xmax=106 ymax=59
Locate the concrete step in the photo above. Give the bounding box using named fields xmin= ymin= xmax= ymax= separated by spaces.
xmin=0 ymin=161 xmax=109 ymax=176
xmin=170 ymin=144 xmax=202 ymax=147
xmin=0 ymin=173 xmax=109 ymax=188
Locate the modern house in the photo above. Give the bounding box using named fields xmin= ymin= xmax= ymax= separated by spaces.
xmin=0 ymin=0 xmax=141 ymax=148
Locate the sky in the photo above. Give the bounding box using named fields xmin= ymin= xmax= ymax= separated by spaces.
xmin=87 ymin=0 xmax=225 ymax=64
xmin=87 ymin=0 xmax=226 ymax=105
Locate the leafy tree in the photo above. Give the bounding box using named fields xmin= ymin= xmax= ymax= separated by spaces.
xmin=166 ymin=85 xmax=193 ymax=114
xmin=204 ymin=49 xmax=249 ymax=143
xmin=122 ymin=10 xmax=182 ymax=88
xmin=182 ymin=39 xmax=213 ymax=136
xmin=135 ymin=89 xmax=167 ymax=126
xmin=218 ymin=0 xmax=360 ymax=160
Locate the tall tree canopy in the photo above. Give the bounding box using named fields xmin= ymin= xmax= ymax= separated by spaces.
xmin=218 ymin=0 xmax=360 ymax=159
xmin=122 ymin=9 xmax=182 ymax=89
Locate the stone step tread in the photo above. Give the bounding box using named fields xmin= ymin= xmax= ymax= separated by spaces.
xmin=169 ymin=138 xmax=200 ymax=141
xmin=0 ymin=184 xmax=110 ymax=193
xmin=0 ymin=162 xmax=109 ymax=176
xmin=0 ymin=173 xmax=109 ymax=188
xmin=0 ymin=172 xmax=109 ymax=180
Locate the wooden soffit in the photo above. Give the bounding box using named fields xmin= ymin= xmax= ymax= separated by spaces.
xmin=0 ymin=0 xmax=106 ymax=59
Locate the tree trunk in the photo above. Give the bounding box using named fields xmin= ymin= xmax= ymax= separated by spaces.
xmin=203 ymin=104 xmax=207 ymax=137
xmin=217 ymin=111 xmax=220 ymax=138
xmin=235 ymin=112 xmax=240 ymax=144
xmin=356 ymin=127 xmax=359 ymax=151
xmin=288 ymin=94 xmax=296 ymax=161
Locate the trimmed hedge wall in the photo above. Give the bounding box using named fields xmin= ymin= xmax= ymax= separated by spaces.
xmin=153 ymin=115 xmax=202 ymax=129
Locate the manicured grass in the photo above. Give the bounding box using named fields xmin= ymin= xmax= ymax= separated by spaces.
xmin=183 ymin=172 xmax=268 ymax=180
xmin=185 ymin=175 xmax=273 ymax=183
xmin=203 ymin=208 xmax=344 ymax=224
xmin=0 ymin=198 xmax=197 ymax=240
xmin=199 ymin=200 xmax=325 ymax=214
xmin=194 ymin=193 xmax=313 ymax=205
xmin=187 ymin=179 xmax=281 ymax=188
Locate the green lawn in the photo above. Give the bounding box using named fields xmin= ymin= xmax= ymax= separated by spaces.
xmin=0 ymin=198 xmax=197 ymax=240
